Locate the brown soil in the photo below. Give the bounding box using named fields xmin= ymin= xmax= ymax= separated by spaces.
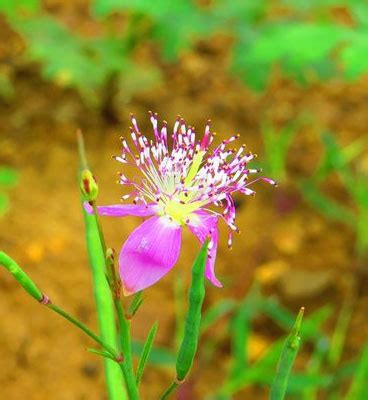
xmin=1 ymin=5 xmax=368 ymax=400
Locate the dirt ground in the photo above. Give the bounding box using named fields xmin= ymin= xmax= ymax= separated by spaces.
xmin=1 ymin=5 xmax=368 ymax=400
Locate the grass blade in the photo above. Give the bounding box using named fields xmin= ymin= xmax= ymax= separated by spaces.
xmin=345 ymin=345 xmax=368 ymax=400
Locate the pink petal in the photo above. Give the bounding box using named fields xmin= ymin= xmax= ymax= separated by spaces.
xmin=84 ymin=202 xmax=159 ymax=217
xmin=187 ymin=211 xmax=222 ymax=287
xmin=119 ymin=216 xmax=182 ymax=295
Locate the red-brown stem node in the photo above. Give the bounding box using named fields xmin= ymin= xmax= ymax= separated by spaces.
xmin=39 ymin=294 xmax=51 ymax=305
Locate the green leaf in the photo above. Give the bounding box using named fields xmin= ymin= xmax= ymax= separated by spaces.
xmin=0 ymin=193 xmax=9 ymax=215
xmin=299 ymin=179 xmax=356 ymax=225
xmin=131 ymin=341 xmax=175 ymax=367
xmin=270 ymin=307 xmax=304 ymax=400
xmin=230 ymin=285 xmax=262 ymax=377
xmin=261 ymin=122 xmax=299 ymax=181
xmin=201 ymin=299 xmax=237 ymax=333
xmin=14 ymin=17 xmax=127 ymax=107
xmin=0 ymin=0 xmax=39 ymax=18
xmin=136 ymin=322 xmax=158 ymax=385
xmin=0 ymin=167 xmax=19 ymax=187
xmin=236 ymin=23 xmax=346 ymax=90
xmin=128 ymin=291 xmax=143 ymax=317
xmin=88 ymin=347 xmax=116 ymax=361
xmin=346 ymin=345 xmax=368 ymax=400
xmin=340 ymin=29 xmax=368 ymax=80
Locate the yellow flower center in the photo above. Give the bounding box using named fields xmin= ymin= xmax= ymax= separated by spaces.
xmin=160 ymin=151 xmax=206 ymax=224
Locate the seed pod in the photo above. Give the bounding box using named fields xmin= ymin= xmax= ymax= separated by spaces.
xmin=0 ymin=252 xmax=43 ymax=302
xmin=175 ymin=240 xmax=209 ymax=381
xmin=80 ymin=169 xmax=98 ymax=201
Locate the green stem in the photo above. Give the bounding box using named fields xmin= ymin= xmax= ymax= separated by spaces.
xmin=115 ymin=300 xmax=139 ymax=400
xmin=46 ymin=302 xmax=118 ymax=358
xmin=90 ymin=200 xmax=139 ymax=399
xmin=78 ymin=132 xmax=127 ymax=399
xmin=160 ymin=382 xmax=179 ymax=400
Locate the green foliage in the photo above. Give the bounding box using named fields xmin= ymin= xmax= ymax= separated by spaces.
xmin=300 ymin=132 xmax=368 ymax=255
xmin=136 ymin=322 xmax=158 ymax=386
xmin=346 ymin=345 xmax=368 ymax=400
xmin=261 ymin=121 xmax=301 ymax=181
xmin=0 ymin=167 xmax=19 ymax=215
xmin=3 ymin=0 xmax=368 ymax=105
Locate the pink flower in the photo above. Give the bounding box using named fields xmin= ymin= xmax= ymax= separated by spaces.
xmin=86 ymin=113 xmax=275 ymax=295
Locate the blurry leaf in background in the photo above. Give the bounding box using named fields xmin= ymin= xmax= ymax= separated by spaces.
xmin=116 ymin=62 xmax=162 ymax=104
xmin=12 ymin=16 xmax=127 ymax=107
xmin=346 ymin=345 xmax=368 ymax=400
xmin=0 ymin=0 xmax=39 ymax=18
xmin=340 ymin=30 xmax=368 ymax=80
xmin=261 ymin=121 xmax=300 ymax=182
xmin=238 ymin=24 xmax=345 ymax=90
xmin=0 ymin=167 xmax=19 ymax=187
xmin=299 ymin=179 xmax=355 ymax=225
xmin=0 ymin=167 xmax=19 ymax=215
xmin=0 ymin=70 xmax=15 ymax=100
xmin=92 ymin=0 xmax=216 ymax=60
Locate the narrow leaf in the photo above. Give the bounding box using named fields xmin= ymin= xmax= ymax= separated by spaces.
xmin=88 ymin=347 xmax=116 ymax=361
xmin=346 ymin=345 xmax=368 ymax=400
xmin=201 ymin=299 xmax=237 ymax=333
xmin=128 ymin=291 xmax=143 ymax=316
xmin=136 ymin=322 xmax=158 ymax=385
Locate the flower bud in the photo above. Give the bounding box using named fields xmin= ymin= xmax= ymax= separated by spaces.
xmin=80 ymin=169 xmax=98 ymax=201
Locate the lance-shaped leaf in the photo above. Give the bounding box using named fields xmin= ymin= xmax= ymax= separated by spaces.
xmin=136 ymin=322 xmax=158 ymax=386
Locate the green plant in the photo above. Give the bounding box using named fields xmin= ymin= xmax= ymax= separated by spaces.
xmin=3 ymin=1 xmax=368 ymax=108
xmin=299 ymin=132 xmax=368 ymax=256
xmin=0 ymin=167 xmax=19 ymax=215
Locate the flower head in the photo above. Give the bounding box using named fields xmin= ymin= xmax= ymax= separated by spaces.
xmin=86 ymin=113 xmax=276 ymax=295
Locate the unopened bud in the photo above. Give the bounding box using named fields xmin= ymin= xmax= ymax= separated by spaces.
xmin=80 ymin=169 xmax=98 ymax=201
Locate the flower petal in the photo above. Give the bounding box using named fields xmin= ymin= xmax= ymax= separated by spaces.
xmin=84 ymin=202 xmax=159 ymax=217
xmin=119 ymin=216 xmax=182 ymax=294
xmin=187 ymin=211 xmax=222 ymax=287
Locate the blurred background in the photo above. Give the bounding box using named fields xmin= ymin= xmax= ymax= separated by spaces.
xmin=1 ymin=1 xmax=368 ymax=399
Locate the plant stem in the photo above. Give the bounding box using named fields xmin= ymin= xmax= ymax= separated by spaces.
xmin=90 ymin=199 xmax=139 ymax=399
xmin=78 ymin=132 xmax=127 ymax=399
xmin=46 ymin=301 xmax=118 ymax=358
xmin=115 ymin=300 xmax=139 ymax=400
xmin=160 ymin=382 xmax=179 ymax=400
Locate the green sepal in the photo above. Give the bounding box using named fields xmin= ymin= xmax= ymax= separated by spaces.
xmin=175 ymin=240 xmax=209 ymax=381
xmin=0 ymin=251 xmax=43 ymax=302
